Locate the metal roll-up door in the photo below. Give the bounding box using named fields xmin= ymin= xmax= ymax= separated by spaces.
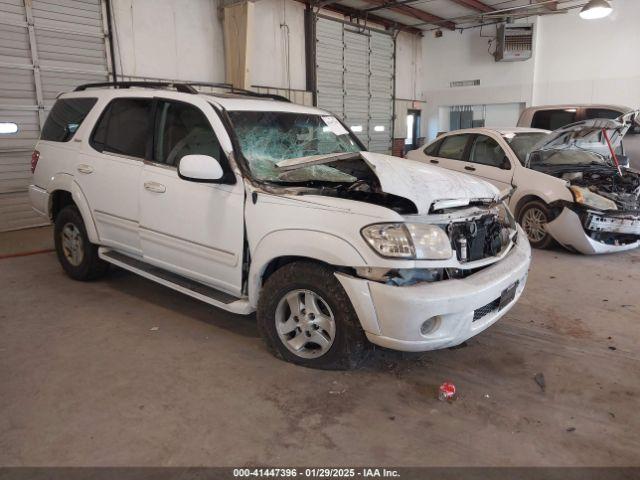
xmin=315 ymin=16 xmax=394 ymax=154
xmin=0 ymin=0 xmax=109 ymax=231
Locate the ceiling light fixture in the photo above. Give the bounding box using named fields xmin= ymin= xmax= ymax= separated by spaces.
xmin=579 ymin=0 xmax=613 ymax=20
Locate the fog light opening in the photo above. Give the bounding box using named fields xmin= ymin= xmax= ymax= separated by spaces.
xmin=421 ymin=316 xmax=441 ymax=336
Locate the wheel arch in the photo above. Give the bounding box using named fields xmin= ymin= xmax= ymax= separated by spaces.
xmin=47 ymin=174 xmax=99 ymax=243
xmin=248 ymin=230 xmax=366 ymax=308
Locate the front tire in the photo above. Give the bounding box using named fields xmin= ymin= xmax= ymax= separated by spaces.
xmin=257 ymin=261 xmax=368 ymax=370
xmin=518 ymin=200 xmax=554 ymax=249
xmin=54 ymin=205 xmax=109 ymax=281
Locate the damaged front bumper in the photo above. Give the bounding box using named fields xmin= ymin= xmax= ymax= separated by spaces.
xmin=546 ymin=207 xmax=640 ymax=254
xmin=335 ymin=227 xmax=531 ymax=352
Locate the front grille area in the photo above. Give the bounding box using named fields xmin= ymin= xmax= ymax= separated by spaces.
xmin=473 ymin=298 xmax=500 ymax=321
xmin=448 ymin=214 xmax=504 ymax=263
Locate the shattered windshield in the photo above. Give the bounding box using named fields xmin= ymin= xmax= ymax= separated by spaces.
xmin=227 ymin=110 xmax=363 ymax=183
xmin=503 ymin=132 xmax=549 ymax=163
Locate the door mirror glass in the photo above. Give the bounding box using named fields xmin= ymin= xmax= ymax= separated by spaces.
xmin=178 ymin=155 xmax=224 ymax=182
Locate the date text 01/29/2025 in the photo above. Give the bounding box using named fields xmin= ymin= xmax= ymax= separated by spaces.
xmin=232 ymin=468 xmax=400 ymax=478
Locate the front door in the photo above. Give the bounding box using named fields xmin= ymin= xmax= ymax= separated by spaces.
xmin=139 ymin=98 xmax=245 ymax=296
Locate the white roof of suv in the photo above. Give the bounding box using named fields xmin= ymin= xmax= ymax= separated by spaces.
xmin=66 ymin=81 xmax=325 ymax=115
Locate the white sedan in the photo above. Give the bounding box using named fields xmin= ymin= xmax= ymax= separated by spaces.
xmin=407 ymin=120 xmax=640 ymax=254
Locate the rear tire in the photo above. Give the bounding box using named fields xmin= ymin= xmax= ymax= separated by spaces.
xmin=517 ymin=200 xmax=554 ymax=249
xmin=54 ymin=205 xmax=109 ymax=281
xmin=257 ymin=261 xmax=368 ymax=370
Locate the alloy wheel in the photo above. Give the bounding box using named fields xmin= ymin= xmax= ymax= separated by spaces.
xmin=275 ymin=289 xmax=336 ymax=359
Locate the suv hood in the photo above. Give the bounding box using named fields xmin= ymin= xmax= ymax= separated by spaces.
xmin=361 ymin=152 xmax=499 ymax=214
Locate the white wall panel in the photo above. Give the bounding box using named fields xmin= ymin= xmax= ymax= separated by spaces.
xmin=111 ymin=0 xmax=225 ymax=82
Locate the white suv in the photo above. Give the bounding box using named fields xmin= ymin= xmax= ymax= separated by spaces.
xmin=29 ymin=82 xmax=531 ymax=369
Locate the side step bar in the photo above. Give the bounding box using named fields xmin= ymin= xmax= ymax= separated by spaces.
xmin=99 ymin=248 xmax=254 ymax=315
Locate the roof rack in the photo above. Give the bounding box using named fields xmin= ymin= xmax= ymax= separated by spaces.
xmin=74 ymin=81 xmax=198 ymax=94
xmin=73 ymin=81 xmax=291 ymax=102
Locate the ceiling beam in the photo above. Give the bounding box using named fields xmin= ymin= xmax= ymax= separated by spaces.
xmin=359 ymin=0 xmax=456 ymax=29
xmin=535 ymin=0 xmax=558 ymax=10
xmin=447 ymin=0 xmax=494 ymax=13
xmin=296 ymin=0 xmax=423 ymax=35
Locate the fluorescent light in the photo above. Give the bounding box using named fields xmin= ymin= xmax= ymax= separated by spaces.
xmin=350 ymin=125 xmax=363 ymax=132
xmin=579 ymin=0 xmax=612 ymax=19
xmin=0 ymin=122 xmax=18 ymax=134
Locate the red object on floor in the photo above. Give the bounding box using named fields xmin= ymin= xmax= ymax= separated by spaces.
xmin=438 ymin=382 xmax=456 ymax=401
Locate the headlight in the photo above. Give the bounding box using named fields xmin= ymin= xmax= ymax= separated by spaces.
xmin=569 ymin=186 xmax=617 ymax=211
xmin=361 ymin=223 xmax=452 ymax=260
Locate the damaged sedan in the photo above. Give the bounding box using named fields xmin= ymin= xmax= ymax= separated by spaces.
xmin=30 ymin=85 xmax=531 ymax=369
xmin=407 ymin=114 xmax=640 ymax=254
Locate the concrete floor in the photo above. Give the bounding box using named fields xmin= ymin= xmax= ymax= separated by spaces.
xmin=1 ymin=227 xmax=639 ymax=467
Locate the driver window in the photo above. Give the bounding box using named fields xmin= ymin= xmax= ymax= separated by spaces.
xmin=154 ymin=100 xmax=222 ymax=167
xmin=469 ymin=135 xmax=510 ymax=169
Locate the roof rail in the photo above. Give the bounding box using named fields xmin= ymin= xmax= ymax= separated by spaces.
xmin=185 ymin=82 xmax=291 ymax=103
xmin=74 ymin=81 xmax=198 ymax=94
xmin=73 ymin=81 xmax=291 ymax=103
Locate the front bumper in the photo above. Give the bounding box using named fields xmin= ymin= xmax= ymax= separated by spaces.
xmin=336 ymin=229 xmax=531 ymax=352
xmin=546 ymin=207 xmax=640 ymax=254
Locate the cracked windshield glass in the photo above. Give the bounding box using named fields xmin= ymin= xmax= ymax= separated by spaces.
xmin=228 ymin=111 xmax=362 ymax=183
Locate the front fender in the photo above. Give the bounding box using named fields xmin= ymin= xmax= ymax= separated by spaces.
xmin=248 ymin=229 xmax=367 ymax=307
xmin=47 ymin=173 xmax=99 ymax=244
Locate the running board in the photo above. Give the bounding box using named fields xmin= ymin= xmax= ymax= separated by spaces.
xmin=99 ymin=248 xmax=254 ymax=315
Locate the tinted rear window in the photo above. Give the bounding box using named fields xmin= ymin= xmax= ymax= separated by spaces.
xmin=437 ymin=134 xmax=471 ymax=160
xmin=41 ymin=98 xmax=97 ymax=142
xmin=90 ymin=98 xmax=153 ymax=158
xmin=531 ymin=109 xmax=577 ymax=130
xmin=585 ymin=108 xmax=623 ymax=120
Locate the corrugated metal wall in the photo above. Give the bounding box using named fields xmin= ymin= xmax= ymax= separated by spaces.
xmin=0 ymin=0 xmax=109 ymax=231
xmin=315 ymin=15 xmax=394 ymax=154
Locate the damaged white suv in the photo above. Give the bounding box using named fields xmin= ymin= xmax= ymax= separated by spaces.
xmin=29 ymin=82 xmax=531 ymax=369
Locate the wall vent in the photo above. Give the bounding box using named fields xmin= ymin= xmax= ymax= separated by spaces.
xmin=450 ymin=79 xmax=480 ymax=88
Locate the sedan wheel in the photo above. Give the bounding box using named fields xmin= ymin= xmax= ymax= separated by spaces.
xmin=518 ymin=200 xmax=554 ymax=249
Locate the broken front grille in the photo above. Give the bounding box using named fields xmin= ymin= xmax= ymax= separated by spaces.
xmin=473 ymin=298 xmax=500 ymax=321
xmin=448 ymin=214 xmax=505 ymax=263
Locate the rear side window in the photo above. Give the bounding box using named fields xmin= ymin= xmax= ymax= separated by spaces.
xmin=437 ymin=134 xmax=471 ymax=160
xmin=531 ymin=109 xmax=577 ymax=130
xmin=154 ymin=100 xmax=222 ymax=167
xmin=41 ymin=98 xmax=97 ymax=142
xmin=585 ymin=108 xmax=623 ymax=120
xmin=423 ymin=139 xmax=442 ymax=156
xmin=90 ymin=98 xmax=153 ymax=158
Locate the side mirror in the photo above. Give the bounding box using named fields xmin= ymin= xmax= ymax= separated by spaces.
xmin=178 ymin=154 xmax=224 ymax=182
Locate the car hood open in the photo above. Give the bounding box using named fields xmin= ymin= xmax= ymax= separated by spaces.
xmin=531 ymin=110 xmax=640 ymax=156
xmin=361 ymin=151 xmax=499 ymax=214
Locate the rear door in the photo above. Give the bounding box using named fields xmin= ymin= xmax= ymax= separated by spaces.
xmin=462 ymin=134 xmax=514 ymax=190
xmin=429 ymin=133 xmax=473 ymax=175
xmin=75 ymin=97 xmax=153 ymax=255
xmin=138 ymin=97 xmax=245 ymax=296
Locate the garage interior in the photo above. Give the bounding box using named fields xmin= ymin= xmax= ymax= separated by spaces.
xmin=1 ymin=0 xmax=640 ymax=471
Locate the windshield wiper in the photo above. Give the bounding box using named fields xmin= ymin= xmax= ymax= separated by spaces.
xmin=275 ymin=152 xmax=360 ymax=172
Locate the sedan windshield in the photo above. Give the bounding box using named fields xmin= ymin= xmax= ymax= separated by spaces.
xmin=502 ymin=132 xmax=549 ymax=163
xmin=227 ymin=110 xmax=363 ymax=183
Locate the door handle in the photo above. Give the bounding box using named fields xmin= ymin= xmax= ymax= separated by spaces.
xmin=464 ymin=166 xmax=476 ymax=171
xmin=430 ymin=159 xmax=439 ymax=164
xmin=77 ymin=164 xmax=94 ymax=174
xmin=144 ymin=181 xmax=166 ymax=193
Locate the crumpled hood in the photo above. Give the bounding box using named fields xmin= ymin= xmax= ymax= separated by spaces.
xmin=361 ymin=151 xmax=499 ymax=213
